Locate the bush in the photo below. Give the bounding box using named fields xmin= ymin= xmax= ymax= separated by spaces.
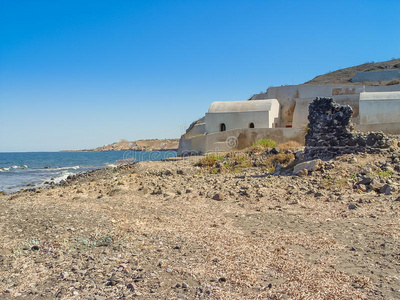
xmin=263 ymin=153 xmax=295 ymax=168
xmin=378 ymin=170 xmax=393 ymax=177
xmin=196 ymin=153 xmax=223 ymax=167
xmin=244 ymin=145 xmax=267 ymax=155
xmin=253 ymin=138 xmax=276 ymax=148
xmin=228 ymin=151 xmax=252 ymax=168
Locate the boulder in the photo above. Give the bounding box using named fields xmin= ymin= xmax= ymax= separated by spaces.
xmin=357 ymin=177 xmax=372 ymax=185
xmin=379 ymin=184 xmax=391 ymax=195
xmin=293 ymin=159 xmax=321 ymax=175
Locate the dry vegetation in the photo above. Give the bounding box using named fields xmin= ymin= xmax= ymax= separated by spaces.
xmin=196 ymin=140 xmax=301 ymax=174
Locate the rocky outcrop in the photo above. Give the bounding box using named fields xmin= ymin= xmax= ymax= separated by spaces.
xmin=64 ymin=139 xmax=179 ymax=152
xmin=304 ymin=97 xmax=396 ymax=159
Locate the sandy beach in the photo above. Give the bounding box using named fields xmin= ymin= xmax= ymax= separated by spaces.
xmin=0 ymin=150 xmax=399 ymax=299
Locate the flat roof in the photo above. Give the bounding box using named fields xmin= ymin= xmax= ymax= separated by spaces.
xmin=208 ymin=99 xmax=278 ymax=113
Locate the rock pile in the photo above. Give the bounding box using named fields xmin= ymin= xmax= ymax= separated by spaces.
xmin=304 ymin=97 xmax=396 ymax=159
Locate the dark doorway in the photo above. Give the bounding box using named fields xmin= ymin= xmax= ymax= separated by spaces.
xmin=249 ymin=122 xmax=255 ymax=128
xmin=220 ymin=123 xmax=226 ymax=132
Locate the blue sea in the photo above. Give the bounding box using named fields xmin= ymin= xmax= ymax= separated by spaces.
xmin=0 ymin=151 xmax=177 ymax=194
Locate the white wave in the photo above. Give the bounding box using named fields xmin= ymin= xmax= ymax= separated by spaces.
xmin=55 ymin=165 xmax=80 ymax=170
xmin=105 ymin=163 xmax=118 ymax=168
xmin=51 ymin=171 xmax=75 ymax=184
xmin=0 ymin=165 xmax=28 ymax=172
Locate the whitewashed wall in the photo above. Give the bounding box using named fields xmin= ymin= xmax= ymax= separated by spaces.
xmin=359 ymin=92 xmax=400 ymax=125
xmin=205 ymin=100 xmax=279 ymax=134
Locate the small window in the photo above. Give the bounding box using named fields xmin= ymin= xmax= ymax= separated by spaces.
xmin=220 ymin=123 xmax=226 ymax=132
xmin=249 ymin=122 xmax=255 ymax=128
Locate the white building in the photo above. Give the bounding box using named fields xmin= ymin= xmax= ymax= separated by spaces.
xmin=178 ymin=82 xmax=400 ymax=156
xmin=205 ymin=99 xmax=279 ymax=134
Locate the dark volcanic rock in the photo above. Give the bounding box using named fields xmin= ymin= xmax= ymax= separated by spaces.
xmin=304 ymin=97 xmax=395 ymax=159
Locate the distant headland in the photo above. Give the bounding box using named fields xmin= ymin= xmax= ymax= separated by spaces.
xmin=61 ymin=138 xmax=179 ymax=152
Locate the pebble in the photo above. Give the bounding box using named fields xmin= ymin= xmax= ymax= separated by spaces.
xmin=212 ymin=193 xmax=224 ymax=201
xmin=349 ymin=157 xmax=358 ymax=164
xmin=348 ymin=204 xmax=357 ymax=210
xmin=297 ymin=169 xmax=308 ymax=177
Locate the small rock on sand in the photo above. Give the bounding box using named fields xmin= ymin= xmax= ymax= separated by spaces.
xmin=212 ymin=193 xmax=224 ymax=201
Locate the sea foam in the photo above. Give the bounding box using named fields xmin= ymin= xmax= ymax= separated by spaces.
xmin=0 ymin=165 xmax=28 ymax=172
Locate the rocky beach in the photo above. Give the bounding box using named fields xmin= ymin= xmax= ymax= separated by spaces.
xmin=2 ymin=1 xmax=399 ymax=298
xmin=1 ymin=145 xmax=400 ymax=299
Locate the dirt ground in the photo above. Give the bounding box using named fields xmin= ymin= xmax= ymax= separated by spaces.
xmin=0 ymin=152 xmax=399 ymax=299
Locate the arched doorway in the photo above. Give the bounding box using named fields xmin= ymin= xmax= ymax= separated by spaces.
xmin=249 ymin=122 xmax=255 ymax=128
xmin=220 ymin=123 xmax=226 ymax=132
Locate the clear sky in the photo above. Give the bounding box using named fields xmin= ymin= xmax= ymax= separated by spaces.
xmin=1 ymin=0 xmax=399 ymax=152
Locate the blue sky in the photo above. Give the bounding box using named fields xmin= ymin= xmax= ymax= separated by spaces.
xmin=1 ymin=0 xmax=399 ymax=151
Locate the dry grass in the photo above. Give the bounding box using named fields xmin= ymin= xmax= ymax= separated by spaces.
xmin=244 ymin=145 xmax=267 ymax=155
xmin=195 ymin=153 xmax=224 ymax=167
xmin=321 ymin=175 xmax=349 ymax=190
xmin=263 ymin=153 xmax=295 ymax=168
xmin=277 ymin=141 xmax=303 ymax=152
xmin=386 ymin=78 xmax=400 ymax=85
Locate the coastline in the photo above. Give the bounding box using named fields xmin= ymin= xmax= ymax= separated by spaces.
xmin=61 ymin=138 xmax=179 ymax=152
xmin=0 ymin=150 xmax=178 ymax=194
xmin=60 ymin=148 xmax=178 ymax=152
xmin=0 ymin=151 xmax=399 ymax=298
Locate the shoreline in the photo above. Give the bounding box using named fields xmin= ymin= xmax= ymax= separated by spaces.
xmin=0 ymin=150 xmax=178 ymax=195
xmin=0 ymin=150 xmax=399 ymax=298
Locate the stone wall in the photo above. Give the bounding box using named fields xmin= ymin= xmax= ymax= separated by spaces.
xmin=304 ymin=97 xmax=396 ymax=159
xmin=177 ymin=127 xmax=305 ymax=156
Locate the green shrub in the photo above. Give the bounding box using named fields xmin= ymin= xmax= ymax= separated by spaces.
xmin=378 ymin=170 xmax=393 ymax=177
xmin=252 ymin=138 xmax=276 ymax=148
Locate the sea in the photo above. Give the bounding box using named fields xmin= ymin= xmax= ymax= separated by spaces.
xmin=0 ymin=150 xmax=177 ymax=194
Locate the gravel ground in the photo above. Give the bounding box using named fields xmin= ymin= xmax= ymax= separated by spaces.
xmin=0 ymin=152 xmax=399 ymax=299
